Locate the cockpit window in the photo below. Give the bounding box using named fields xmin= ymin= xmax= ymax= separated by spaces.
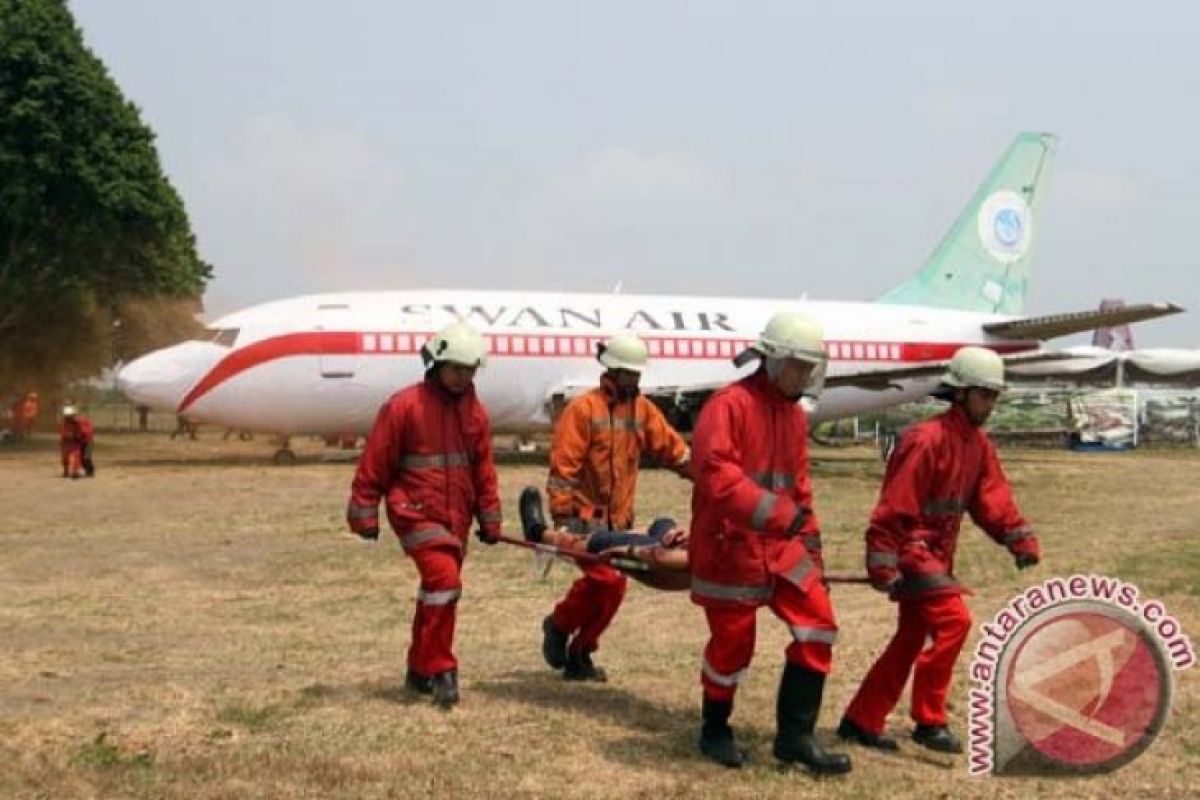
xmin=210 ymin=328 xmax=240 ymax=347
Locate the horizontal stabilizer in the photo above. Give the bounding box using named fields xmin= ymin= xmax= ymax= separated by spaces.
xmin=983 ymin=302 xmax=1183 ymax=341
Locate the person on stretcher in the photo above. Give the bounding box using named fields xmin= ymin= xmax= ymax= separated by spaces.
xmin=518 ymin=487 xmax=690 ymax=587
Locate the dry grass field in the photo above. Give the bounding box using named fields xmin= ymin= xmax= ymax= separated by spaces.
xmin=1 ymin=433 xmax=1197 ymax=799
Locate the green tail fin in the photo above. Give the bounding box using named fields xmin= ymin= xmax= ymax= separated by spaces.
xmin=877 ymin=132 xmax=1057 ymax=315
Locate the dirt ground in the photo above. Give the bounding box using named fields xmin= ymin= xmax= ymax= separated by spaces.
xmin=1 ymin=433 xmax=1196 ymax=799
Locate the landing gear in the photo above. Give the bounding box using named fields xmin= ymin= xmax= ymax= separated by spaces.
xmin=879 ymin=432 xmax=897 ymax=463
xmin=271 ymin=436 xmax=296 ymax=465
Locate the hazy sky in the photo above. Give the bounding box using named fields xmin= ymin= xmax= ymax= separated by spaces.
xmin=71 ymin=2 xmax=1199 ymax=345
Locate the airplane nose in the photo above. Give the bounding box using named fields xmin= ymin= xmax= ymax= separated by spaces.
xmin=117 ymin=341 xmax=226 ymax=412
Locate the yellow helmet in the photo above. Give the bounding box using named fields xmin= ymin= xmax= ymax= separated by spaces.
xmin=62 ymin=405 xmax=79 ymax=417
xmin=597 ymin=333 xmax=649 ymax=373
xmin=421 ymin=322 xmax=488 ymax=368
xmin=942 ymin=346 xmax=1005 ymax=391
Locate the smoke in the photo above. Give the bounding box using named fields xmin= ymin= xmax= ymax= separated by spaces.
xmin=0 ymin=293 xmax=204 ymax=407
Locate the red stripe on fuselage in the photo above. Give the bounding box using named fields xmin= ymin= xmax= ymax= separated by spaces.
xmin=176 ymin=331 xmax=1038 ymax=413
xmin=178 ymin=331 xmax=361 ymax=413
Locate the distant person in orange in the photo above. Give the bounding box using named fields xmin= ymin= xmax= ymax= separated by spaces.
xmin=12 ymin=391 xmax=39 ymax=441
xmin=59 ymin=405 xmax=95 ymax=479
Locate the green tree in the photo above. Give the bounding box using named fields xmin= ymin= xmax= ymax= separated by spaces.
xmin=0 ymin=0 xmax=211 ymax=391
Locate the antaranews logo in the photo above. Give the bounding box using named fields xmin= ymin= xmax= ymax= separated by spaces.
xmin=967 ymin=574 xmax=1194 ymax=776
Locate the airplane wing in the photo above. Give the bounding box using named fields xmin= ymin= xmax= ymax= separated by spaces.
xmin=983 ymin=302 xmax=1183 ymax=341
xmin=824 ymin=351 xmax=1094 ymax=391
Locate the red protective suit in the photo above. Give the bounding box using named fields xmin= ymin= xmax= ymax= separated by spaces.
xmin=59 ymin=415 xmax=94 ymax=478
xmin=689 ymin=369 xmax=837 ymax=702
xmin=547 ymin=375 xmax=688 ymax=657
xmin=347 ymin=376 xmax=501 ymax=677
xmin=843 ymin=404 xmax=1039 ymax=733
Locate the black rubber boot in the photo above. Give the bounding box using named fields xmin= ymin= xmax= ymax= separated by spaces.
xmin=837 ymin=716 xmax=899 ymax=752
xmin=404 ymin=668 xmax=432 ymax=694
xmin=520 ymin=486 xmax=548 ymax=543
xmin=698 ymin=697 xmax=745 ymax=768
xmin=563 ymin=648 xmax=607 ymax=682
xmin=773 ymin=664 xmax=852 ymax=775
xmin=542 ymin=615 xmax=568 ymax=669
xmin=912 ymin=724 xmax=963 ymax=754
xmin=431 ymin=670 xmax=459 ymax=708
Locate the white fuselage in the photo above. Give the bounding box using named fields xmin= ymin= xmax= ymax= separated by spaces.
xmin=117 ymin=289 xmax=1035 ymax=435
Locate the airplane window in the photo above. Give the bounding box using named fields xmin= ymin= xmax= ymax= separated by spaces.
xmin=210 ymin=328 xmax=240 ymax=347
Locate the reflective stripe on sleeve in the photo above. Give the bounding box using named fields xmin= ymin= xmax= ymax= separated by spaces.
xmin=400 ymin=452 xmax=470 ymax=469
xmin=547 ymin=476 xmax=578 ymax=491
xmin=702 ymin=658 xmax=747 ymax=687
xmin=691 ymin=576 xmax=772 ymax=602
xmin=1003 ymin=527 xmax=1033 ymax=545
xmin=479 ymin=510 xmax=502 ymax=524
xmin=802 ymin=534 xmax=822 ymax=552
xmin=749 ymin=471 xmax=795 ymax=492
xmin=750 ymin=492 xmax=778 ymax=531
xmin=416 ymin=587 xmax=461 ymax=606
xmin=867 ymin=551 xmax=899 ymax=568
xmin=779 ymin=556 xmax=813 ymax=588
xmin=789 ymin=626 xmax=838 ymax=645
xmin=347 ymin=503 xmax=377 ymax=520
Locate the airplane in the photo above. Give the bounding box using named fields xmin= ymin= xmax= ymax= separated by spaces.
xmin=117 ymin=132 xmax=1187 ymax=462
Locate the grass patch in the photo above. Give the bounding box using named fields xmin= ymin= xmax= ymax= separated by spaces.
xmin=217 ymin=701 xmax=285 ymax=731
xmin=74 ymin=732 xmax=154 ymax=771
xmin=1116 ymin=540 xmax=1200 ymax=597
xmin=1 ymin=435 xmax=1196 ymax=798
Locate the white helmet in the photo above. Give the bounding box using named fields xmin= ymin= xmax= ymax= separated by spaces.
xmin=421 ymin=321 xmax=488 ymax=368
xmin=733 ymin=312 xmax=829 ymax=399
xmin=942 ymin=346 xmax=1005 ymax=391
xmin=62 ymin=405 xmax=79 ymax=417
xmin=753 ymin=312 xmax=827 ymax=365
xmin=597 ymin=333 xmax=648 ymax=373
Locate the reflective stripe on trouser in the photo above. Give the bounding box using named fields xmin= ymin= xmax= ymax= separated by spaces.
xmin=407 ymin=545 xmax=464 ymax=676
xmin=842 ymin=593 xmax=972 ymax=733
xmin=701 ymin=577 xmax=838 ymax=702
xmin=551 ymin=560 xmax=627 ymax=655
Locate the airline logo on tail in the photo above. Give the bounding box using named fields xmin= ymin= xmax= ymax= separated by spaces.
xmin=979 ymin=190 xmax=1033 ymax=263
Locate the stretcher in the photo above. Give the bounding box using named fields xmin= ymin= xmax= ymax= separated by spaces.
xmin=495 ymin=534 xmax=869 ymax=591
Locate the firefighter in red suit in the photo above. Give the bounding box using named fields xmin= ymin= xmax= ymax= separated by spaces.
xmin=59 ymin=405 xmax=94 ymax=478
xmin=838 ymin=346 xmax=1041 ymax=754
xmin=346 ymin=321 xmax=502 ymax=708
xmin=689 ymin=311 xmax=851 ymax=774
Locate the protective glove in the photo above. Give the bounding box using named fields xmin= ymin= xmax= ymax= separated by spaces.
xmin=354 ymin=527 xmax=380 ymax=542
xmin=1014 ymin=551 xmax=1039 ymax=570
xmin=475 ymin=527 xmax=501 ymax=545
